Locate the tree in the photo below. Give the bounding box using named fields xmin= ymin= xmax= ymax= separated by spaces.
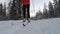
xmin=57 ymin=0 xmax=60 ymax=17
xmin=9 ymin=0 xmax=21 ymax=20
xmin=3 ymin=2 xmax=6 ymax=16
xmin=53 ymin=0 xmax=58 ymax=17
xmin=35 ymin=10 xmax=43 ymax=20
xmin=9 ymin=0 xmax=18 ymax=20
xmin=43 ymin=3 xmax=48 ymax=18
xmin=15 ymin=0 xmax=22 ymax=19
xmin=0 ymin=3 xmax=3 ymax=16
xmin=48 ymin=1 xmax=54 ymax=18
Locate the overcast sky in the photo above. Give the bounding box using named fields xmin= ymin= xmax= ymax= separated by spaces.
xmin=0 ymin=0 xmax=53 ymax=17
xmin=30 ymin=0 xmax=53 ymax=12
xmin=0 ymin=0 xmax=53 ymax=10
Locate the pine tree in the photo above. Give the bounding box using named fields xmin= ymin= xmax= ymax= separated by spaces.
xmin=3 ymin=2 xmax=6 ymax=16
xmin=0 ymin=3 xmax=3 ymax=16
xmin=10 ymin=0 xmax=17 ymax=20
xmin=9 ymin=0 xmax=21 ymax=20
xmin=48 ymin=1 xmax=54 ymax=18
xmin=53 ymin=0 xmax=58 ymax=17
xmin=35 ymin=10 xmax=43 ymax=20
xmin=57 ymin=0 xmax=60 ymax=17
xmin=8 ymin=0 xmax=12 ymax=19
xmin=15 ymin=0 xmax=21 ymax=19
xmin=43 ymin=3 xmax=48 ymax=18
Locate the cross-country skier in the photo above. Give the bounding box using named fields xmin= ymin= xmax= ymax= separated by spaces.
xmin=21 ymin=0 xmax=30 ymax=22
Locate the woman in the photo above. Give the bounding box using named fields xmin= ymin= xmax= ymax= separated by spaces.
xmin=21 ymin=0 xmax=30 ymax=22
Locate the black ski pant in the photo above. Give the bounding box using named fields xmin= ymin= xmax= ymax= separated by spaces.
xmin=23 ymin=5 xmax=30 ymax=19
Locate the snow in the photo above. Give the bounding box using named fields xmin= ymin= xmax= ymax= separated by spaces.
xmin=0 ymin=18 xmax=60 ymax=34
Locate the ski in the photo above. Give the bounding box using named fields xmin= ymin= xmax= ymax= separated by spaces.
xmin=23 ymin=24 xmax=26 ymax=27
xmin=23 ymin=20 xmax=30 ymax=27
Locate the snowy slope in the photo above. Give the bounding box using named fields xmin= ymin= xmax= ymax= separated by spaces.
xmin=0 ymin=18 xmax=60 ymax=34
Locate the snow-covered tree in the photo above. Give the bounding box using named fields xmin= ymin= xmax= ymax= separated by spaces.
xmin=53 ymin=0 xmax=58 ymax=17
xmin=43 ymin=3 xmax=48 ymax=18
xmin=48 ymin=1 xmax=54 ymax=18
xmin=9 ymin=0 xmax=21 ymax=20
xmin=57 ymin=0 xmax=60 ymax=17
xmin=35 ymin=10 xmax=43 ymax=20
xmin=0 ymin=3 xmax=3 ymax=16
xmin=3 ymin=2 xmax=6 ymax=16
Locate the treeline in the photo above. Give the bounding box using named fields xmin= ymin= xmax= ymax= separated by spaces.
xmin=0 ymin=2 xmax=7 ymax=20
xmin=34 ymin=0 xmax=60 ymax=20
xmin=0 ymin=0 xmax=60 ymax=20
xmin=0 ymin=0 xmax=22 ymax=20
xmin=7 ymin=0 xmax=22 ymax=20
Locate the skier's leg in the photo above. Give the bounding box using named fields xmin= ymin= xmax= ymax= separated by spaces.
xmin=23 ymin=5 xmax=30 ymax=27
xmin=23 ymin=6 xmax=26 ymax=22
xmin=27 ymin=5 xmax=30 ymax=19
xmin=27 ymin=5 xmax=30 ymax=22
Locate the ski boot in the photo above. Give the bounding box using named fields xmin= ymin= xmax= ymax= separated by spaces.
xmin=28 ymin=18 xmax=30 ymax=23
xmin=23 ymin=19 xmax=26 ymax=22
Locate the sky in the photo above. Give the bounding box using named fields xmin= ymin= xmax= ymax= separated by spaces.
xmin=30 ymin=0 xmax=53 ymax=11
xmin=0 ymin=0 xmax=53 ymax=17
xmin=30 ymin=0 xmax=53 ymax=17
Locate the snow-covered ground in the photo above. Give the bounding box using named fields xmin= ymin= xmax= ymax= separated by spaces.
xmin=0 ymin=18 xmax=60 ymax=34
